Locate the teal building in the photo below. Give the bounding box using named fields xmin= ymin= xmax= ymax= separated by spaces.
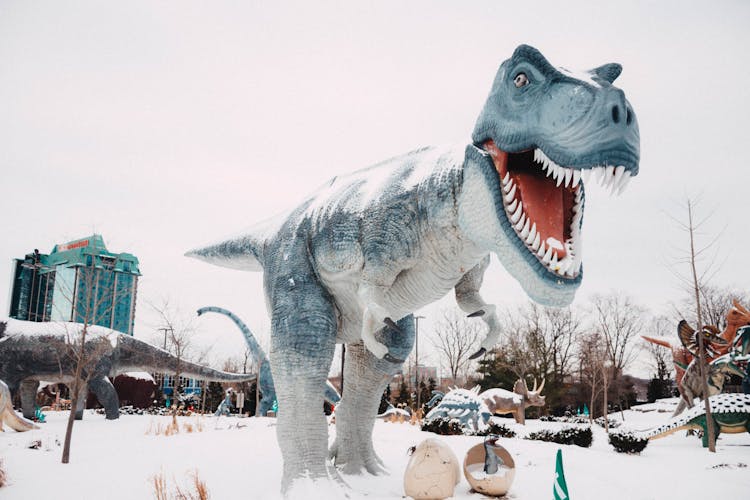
xmin=9 ymin=235 xmax=140 ymax=335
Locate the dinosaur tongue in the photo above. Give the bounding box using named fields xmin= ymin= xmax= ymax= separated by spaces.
xmin=484 ymin=141 xmax=569 ymax=259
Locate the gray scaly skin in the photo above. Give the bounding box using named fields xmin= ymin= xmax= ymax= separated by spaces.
xmin=0 ymin=319 xmax=256 ymax=420
xmin=614 ymin=393 xmax=750 ymax=448
xmin=197 ymin=306 xmax=340 ymax=416
xmin=187 ymin=45 xmax=640 ymax=492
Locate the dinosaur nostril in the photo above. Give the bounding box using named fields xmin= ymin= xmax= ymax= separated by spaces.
xmin=611 ymin=105 xmax=620 ymax=124
xmin=626 ymin=107 xmax=633 ymax=125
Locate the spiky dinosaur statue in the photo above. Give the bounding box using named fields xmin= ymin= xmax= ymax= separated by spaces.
xmin=612 ymin=393 xmax=750 ymax=448
xmin=187 ymin=44 xmax=639 ymax=491
xmin=0 ymin=379 xmax=37 ymax=432
xmin=642 ymin=300 xmax=750 ymax=392
xmin=481 ymin=378 xmax=546 ymax=424
xmin=424 ymin=386 xmax=493 ymax=433
xmin=196 ymin=306 xmax=340 ymax=416
xmin=674 ymin=352 xmax=746 ymax=416
xmin=0 ymin=319 xmax=256 ymax=420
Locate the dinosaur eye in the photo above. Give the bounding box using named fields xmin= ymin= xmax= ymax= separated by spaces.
xmin=514 ymin=73 xmax=529 ymax=88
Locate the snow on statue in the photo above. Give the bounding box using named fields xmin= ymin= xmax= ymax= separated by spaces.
xmin=187 ymin=44 xmax=640 ymax=494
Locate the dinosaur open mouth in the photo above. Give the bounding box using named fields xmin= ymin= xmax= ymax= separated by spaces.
xmin=483 ymin=140 xmax=631 ymax=278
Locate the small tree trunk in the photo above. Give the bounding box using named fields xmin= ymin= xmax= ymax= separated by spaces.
xmin=62 ymin=325 xmax=88 ymax=464
xmin=688 ymin=202 xmax=716 ymax=452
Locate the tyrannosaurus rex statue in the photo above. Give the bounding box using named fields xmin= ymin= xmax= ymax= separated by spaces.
xmin=187 ymin=45 xmax=640 ymax=493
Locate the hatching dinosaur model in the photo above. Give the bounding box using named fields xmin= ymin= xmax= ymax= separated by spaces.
xmin=187 ymin=44 xmax=639 ymax=492
xmin=612 ymin=393 xmax=750 ymax=448
xmin=424 ymin=387 xmax=493 ymax=433
xmin=197 ymin=306 xmax=340 ymax=416
xmin=0 ymin=379 xmax=37 ymax=432
xmin=0 ymin=319 xmax=255 ymax=420
xmin=481 ymin=378 xmax=546 ymax=425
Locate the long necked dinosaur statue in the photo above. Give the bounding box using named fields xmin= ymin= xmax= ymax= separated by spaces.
xmin=196 ymin=306 xmax=340 ymax=416
xmin=187 ymin=45 xmax=640 ymax=493
xmin=612 ymin=393 xmax=750 ymax=449
xmin=0 ymin=319 xmax=256 ymax=420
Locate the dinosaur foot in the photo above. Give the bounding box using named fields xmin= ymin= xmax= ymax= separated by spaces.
xmin=469 ymin=347 xmax=487 ymax=360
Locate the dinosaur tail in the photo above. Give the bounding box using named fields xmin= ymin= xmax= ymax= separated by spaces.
xmin=185 ymin=214 xmax=284 ymax=272
xmin=1 ymin=381 xmax=38 ymax=432
xmin=641 ymin=336 xmax=672 ymax=349
xmin=3 ymin=407 xmax=38 ymax=432
xmin=115 ymin=336 xmax=256 ymax=383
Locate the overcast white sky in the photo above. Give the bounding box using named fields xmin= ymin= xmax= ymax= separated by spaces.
xmin=1 ymin=1 xmax=749 ymax=377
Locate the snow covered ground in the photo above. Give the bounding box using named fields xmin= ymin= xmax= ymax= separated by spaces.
xmin=1 ymin=401 xmax=749 ymax=499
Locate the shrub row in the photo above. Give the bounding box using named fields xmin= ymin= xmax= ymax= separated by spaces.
xmin=526 ymin=426 xmax=593 ymax=448
xmin=608 ymin=432 xmax=649 ymax=454
xmin=421 ymin=418 xmax=516 ymax=438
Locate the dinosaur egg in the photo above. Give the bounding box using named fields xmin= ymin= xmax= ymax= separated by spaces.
xmin=463 ymin=441 xmax=516 ymax=496
xmin=403 ymin=438 xmax=461 ymax=500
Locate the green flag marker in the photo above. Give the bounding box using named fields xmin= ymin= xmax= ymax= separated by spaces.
xmin=553 ymin=449 xmax=569 ymax=500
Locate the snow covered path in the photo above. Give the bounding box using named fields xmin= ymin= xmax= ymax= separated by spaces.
xmin=1 ymin=406 xmax=748 ymax=499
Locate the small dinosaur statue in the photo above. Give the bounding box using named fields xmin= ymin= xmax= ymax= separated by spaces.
xmin=642 ymin=300 xmax=750 ymax=393
xmin=187 ymin=44 xmax=640 ymax=491
xmin=424 ymin=386 xmax=493 ymax=433
xmin=674 ymin=353 xmax=746 ymax=416
xmin=612 ymin=393 xmax=750 ymax=448
xmin=0 ymin=379 xmax=37 ymax=432
xmin=481 ymin=378 xmax=546 ymax=425
xmin=0 ymin=319 xmax=256 ymax=420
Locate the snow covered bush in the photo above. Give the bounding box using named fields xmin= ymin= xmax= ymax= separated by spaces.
xmin=609 ymin=432 xmax=649 ymax=454
xmin=526 ymin=426 xmax=593 ymax=448
xmin=421 ymin=417 xmax=464 ymax=435
xmin=475 ymin=422 xmax=516 ymax=438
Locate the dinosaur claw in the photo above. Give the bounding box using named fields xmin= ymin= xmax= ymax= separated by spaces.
xmin=467 ymin=309 xmax=485 ymax=318
xmin=383 ymin=317 xmax=403 ymax=334
xmin=383 ymin=353 xmax=405 ymax=364
xmin=469 ymin=347 xmax=486 ymax=360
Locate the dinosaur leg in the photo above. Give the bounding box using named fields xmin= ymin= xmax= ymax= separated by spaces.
xmin=331 ymin=315 xmax=415 ymax=475
xmin=19 ymin=379 xmax=39 ymax=420
xmin=266 ymin=266 xmax=338 ymax=492
xmin=73 ymin=383 xmax=87 ymax=420
xmin=89 ymin=376 xmax=120 ymax=420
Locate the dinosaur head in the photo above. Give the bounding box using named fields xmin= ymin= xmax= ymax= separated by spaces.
xmin=471 ymin=45 xmax=639 ymax=306
xmin=513 ymin=377 xmax=546 ymax=408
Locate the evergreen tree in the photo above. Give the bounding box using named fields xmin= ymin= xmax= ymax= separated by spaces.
xmin=378 ymin=384 xmax=392 ymax=414
xmin=205 ymin=381 xmax=226 ymax=412
xmin=396 ymin=379 xmax=411 ymax=407
xmin=475 ymin=348 xmax=517 ymax=391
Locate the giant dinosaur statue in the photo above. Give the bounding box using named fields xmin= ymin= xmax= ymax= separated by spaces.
xmin=187 ymin=44 xmax=639 ymax=492
xmin=612 ymin=393 xmax=750 ymax=448
xmin=642 ymin=300 xmax=750 ymax=392
xmin=0 ymin=319 xmax=256 ymax=420
xmin=196 ymin=306 xmax=340 ymax=416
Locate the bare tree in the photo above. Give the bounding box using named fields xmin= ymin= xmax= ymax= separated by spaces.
xmin=431 ymin=309 xmax=481 ymax=384
xmin=149 ymin=300 xmax=206 ymax=423
xmin=60 ymin=263 xmax=123 ymax=463
xmin=591 ymin=292 xmax=645 ymax=409
xmin=576 ymin=330 xmax=611 ymax=428
xmin=668 ymin=198 xmax=722 ymax=452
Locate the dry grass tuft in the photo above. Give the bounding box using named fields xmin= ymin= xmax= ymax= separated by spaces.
xmin=147 ymin=417 xmax=204 ymax=436
xmin=151 ymin=470 xmax=210 ymax=500
xmin=151 ymin=471 xmax=168 ymax=500
xmin=0 ymin=459 xmax=7 ymax=488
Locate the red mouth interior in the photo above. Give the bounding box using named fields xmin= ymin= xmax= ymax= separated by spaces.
xmin=484 ymin=140 xmax=577 ymax=260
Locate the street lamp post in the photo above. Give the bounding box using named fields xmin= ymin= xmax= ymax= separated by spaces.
xmin=414 ymin=315 xmax=425 ymax=411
